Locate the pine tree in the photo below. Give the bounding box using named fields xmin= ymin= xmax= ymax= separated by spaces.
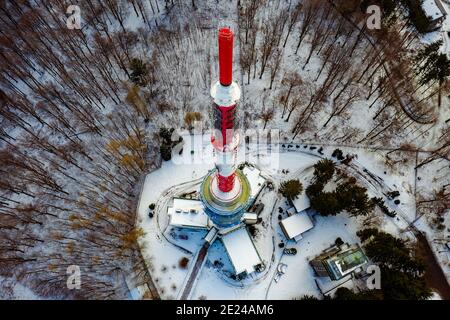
xmin=336 ymin=181 xmax=375 ymax=216
xmin=129 ymin=58 xmax=150 ymax=86
xmin=357 ymin=229 xmax=432 ymax=300
xmin=313 ymin=159 xmax=335 ymax=184
xmin=310 ymin=191 xmax=340 ymax=216
xmin=279 ymin=179 xmax=304 ymax=201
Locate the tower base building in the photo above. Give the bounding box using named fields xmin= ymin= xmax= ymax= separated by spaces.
xmin=200 ymin=169 xmax=251 ymax=228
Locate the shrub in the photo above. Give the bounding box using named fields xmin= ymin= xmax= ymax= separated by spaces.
xmin=332 ymin=149 xmax=344 ymax=160
xmin=248 ymin=225 xmax=257 ymax=237
xmin=159 ymin=127 xmax=173 ymax=144
xmin=160 ymin=143 xmax=172 ymax=161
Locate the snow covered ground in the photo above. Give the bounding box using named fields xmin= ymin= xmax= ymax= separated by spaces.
xmin=136 ymin=132 xmax=423 ymax=300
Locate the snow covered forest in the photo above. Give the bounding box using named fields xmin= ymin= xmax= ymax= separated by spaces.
xmin=0 ymin=0 xmax=449 ymax=299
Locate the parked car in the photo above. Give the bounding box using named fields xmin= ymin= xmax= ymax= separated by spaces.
xmin=387 ymin=191 xmax=400 ymax=199
xmin=283 ymin=248 xmax=297 ymax=255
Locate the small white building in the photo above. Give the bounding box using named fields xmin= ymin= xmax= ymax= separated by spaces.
xmin=168 ymin=198 xmax=210 ymax=229
xmin=242 ymin=166 xmax=266 ymax=202
xmin=222 ymin=227 xmax=262 ymax=276
xmin=204 ymin=227 xmax=219 ymax=244
xmin=242 ymin=212 xmax=258 ymax=225
xmin=291 ymin=193 xmax=311 ymax=213
xmin=279 ymin=211 xmax=314 ymax=242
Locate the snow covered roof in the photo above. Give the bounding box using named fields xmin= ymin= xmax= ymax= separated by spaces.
xmin=292 ymin=193 xmax=311 ymax=213
xmin=242 ymin=212 xmax=258 ymax=223
xmin=242 ymin=166 xmax=266 ymax=199
xmin=422 ymin=0 xmax=446 ymax=20
xmin=243 ymin=212 xmax=258 ymax=219
xmin=168 ymin=198 xmax=209 ymax=229
xmin=205 ymin=227 xmax=219 ymax=244
xmin=279 ymin=211 xmax=314 ymax=241
xmin=222 ymin=227 xmax=262 ymax=275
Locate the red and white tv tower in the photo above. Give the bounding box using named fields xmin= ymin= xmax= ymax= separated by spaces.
xmin=200 ymin=28 xmax=251 ymax=229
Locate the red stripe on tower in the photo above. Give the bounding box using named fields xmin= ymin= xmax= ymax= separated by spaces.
xmin=218 ymin=173 xmax=236 ymax=193
xmin=218 ymin=105 xmax=236 ymax=146
xmin=219 ymin=28 xmax=233 ymax=87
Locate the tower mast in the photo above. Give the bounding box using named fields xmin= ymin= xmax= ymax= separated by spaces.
xmin=200 ymin=28 xmax=251 ymax=229
xmin=211 ymin=28 xmax=241 ymax=193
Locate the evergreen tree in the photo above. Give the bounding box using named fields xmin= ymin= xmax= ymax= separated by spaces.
xmin=357 ymin=229 xmax=432 ymax=300
xmin=306 ymin=182 xmax=324 ymax=198
xmin=129 ymin=58 xmax=150 ymax=86
xmin=381 ymin=269 xmax=431 ymax=300
xmin=415 ymin=40 xmax=450 ymax=106
xmin=160 ymin=143 xmax=172 ymax=161
xmin=159 ymin=127 xmax=174 ymax=144
xmin=336 ymin=181 xmax=375 ymax=216
xmin=359 ymin=230 xmax=427 ymax=274
xmin=313 ymin=159 xmax=335 ymax=184
xmin=280 ymin=179 xmax=304 ymax=201
xmin=310 ymin=191 xmax=341 ymax=216
xmin=308 ymin=166 xmax=373 ymax=217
